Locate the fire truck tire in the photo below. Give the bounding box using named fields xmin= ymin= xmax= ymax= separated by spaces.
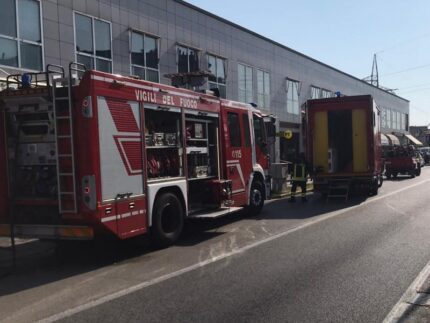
xmin=246 ymin=180 xmax=265 ymax=216
xmin=151 ymin=192 xmax=184 ymax=248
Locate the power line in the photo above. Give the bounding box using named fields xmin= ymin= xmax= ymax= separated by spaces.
xmin=380 ymin=63 xmax=430 ymax=77
xmin=376 ymin=33 xmax=430 ymax=54
xmin=398 ymin=86 xmax=430 ymax=95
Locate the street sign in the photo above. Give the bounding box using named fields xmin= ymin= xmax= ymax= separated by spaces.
xmin=276 ymin=130 xmax=293 ymax=139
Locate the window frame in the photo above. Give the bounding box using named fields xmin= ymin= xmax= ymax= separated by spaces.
xmin=238 ymin=62 xmax=254 ymax=104
xmin=227 ymin=112 xmax=242 ymax=148
xmin=129 ymin=29 xmax=160 ymax=82
xmin=176 ymin=44 xmax=200 ymax=74
xmin=207 ymin=53 xmax=227 ymax=98
xmin=286 ymin=78 xmax=300 ymax=115
xmin=257 ymin=69 xmax=270 ymax=108
xmin=321 ymin=89 xmax=333 ymax=98
xmin=0 ymin=0 xmax=45 ymax=71
xmin=73 ymin=11 xmax=113 ymax=73
xmin=310 ymin=86 xmax=321 ymax=99
xmin=242 ymin=113 xmax=251 ymax=148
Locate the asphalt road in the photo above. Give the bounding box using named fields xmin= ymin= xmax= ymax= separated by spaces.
xmin=1 ymin=169 xmax=430 ymax=322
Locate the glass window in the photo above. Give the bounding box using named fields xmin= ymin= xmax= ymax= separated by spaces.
xmin=0 ymin=0 xmax=43 ymax=70
xmin=207 ymin=54 xmax=227 ymax=98
xmin=253 ymin=114 xmax=266 ymax=148
xmin=189 ymin=48 xmax=199 ymax=72
xmin=130 ymin=31 xmax=159 ymax=82
xmin=311 ymin=86 xmax=321 ymax=99
xmin=18 ymin=0 xmax=41 ymax=42
xmin=228 ymin=112 xmax=242 ymax=147
xmin=321 ymin=89 xmax=332 ymax=98
xmin=386 ymin=109 xmax=391 ymax=129
xmin=177 ymin=46 xmax=188 ymax=73
xmin=177 ymin=45 xmax=199 ymax=73
xmin=257 ymin=70 xmax=270 ymax=108
xmin=238 ymin=63 xmax=253 ymax=103
xmin=145 ymin=36 xmax=158 ymax=69
xmin=0 ymin=38 xmax=18 ymax=67
xmin=20 ymin=42 xmax=42 ymax=70
xmin=77 ymin=54 xmax=93 ymax=70
xmin=381 ymin=108 xmax=386 ymax=128
xmin=286 ymin=79 xmax=300 ymax=115
xmin=75 ymin=14 xmax=93 ymax=54
xmin=74 ymin=13 xmax=112 ymax=73
xmin=131 ymin=32 xmax=145 ymax=66
xmin=96 ymin=59 xmax=111 ymax=72
xmin=0 ymin=0 xmax=16 ymax=37
xmin=242 ymin=114 xmax=251 ymax=147
xmin=95 ymin=20 xmax=111 ymax=59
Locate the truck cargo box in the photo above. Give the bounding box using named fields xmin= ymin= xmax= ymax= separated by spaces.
xmin=306 ymin=95 xmax=383 ymax=197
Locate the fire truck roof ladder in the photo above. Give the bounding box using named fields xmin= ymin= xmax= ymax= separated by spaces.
xmin=52 ymin=73 xmax=77 ymax=214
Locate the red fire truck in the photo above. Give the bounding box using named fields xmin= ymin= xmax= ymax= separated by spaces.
xmin=0 ymin=64 xmax=271 ymax=246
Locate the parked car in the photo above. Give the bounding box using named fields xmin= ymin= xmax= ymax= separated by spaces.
xmin=384 ymin=146 xmax=421 ymax=179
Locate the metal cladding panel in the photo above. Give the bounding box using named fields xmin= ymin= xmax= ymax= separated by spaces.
xmin=97 ymin=97 xmax=143 ymax=201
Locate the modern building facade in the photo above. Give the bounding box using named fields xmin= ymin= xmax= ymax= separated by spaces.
xmin=0 ymin=0 xmax=410 ymax=161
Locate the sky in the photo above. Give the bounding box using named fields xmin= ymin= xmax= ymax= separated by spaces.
xmin=185 ymin=0 xmax=430 ymax=126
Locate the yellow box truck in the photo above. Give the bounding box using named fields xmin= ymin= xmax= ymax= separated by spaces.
xmin=305 ymin=95 xmax=383 ymax=198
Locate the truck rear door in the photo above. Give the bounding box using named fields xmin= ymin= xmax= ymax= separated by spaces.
xmin=352 ymin=109 xmax=368 ymax=172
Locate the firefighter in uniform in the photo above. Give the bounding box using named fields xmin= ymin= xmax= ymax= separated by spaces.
xmin=289 ymin=153 xmax=309 ymax=203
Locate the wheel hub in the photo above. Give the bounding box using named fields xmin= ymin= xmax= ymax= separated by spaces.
xmin=251 ymin=189 xmax=262 ymax=206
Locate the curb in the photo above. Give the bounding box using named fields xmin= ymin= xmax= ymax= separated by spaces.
xmin=383 ymin=260 xmax=430 ymax=322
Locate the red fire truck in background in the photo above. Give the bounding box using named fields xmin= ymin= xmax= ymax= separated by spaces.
xmin=0 ymin=64 xmax=271 ymax=247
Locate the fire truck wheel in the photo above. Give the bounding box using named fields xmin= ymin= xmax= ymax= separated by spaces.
xmin=246 ymin=180 xmax=265 ymax=216
xmin=151 ymin=192 xmax=184 ymax=248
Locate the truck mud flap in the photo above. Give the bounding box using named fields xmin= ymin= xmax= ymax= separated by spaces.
xmin=0 ymin=224 xmax=94 ymax=240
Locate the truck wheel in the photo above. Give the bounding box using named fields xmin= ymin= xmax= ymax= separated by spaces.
xmin=151 ymin=192 xmax=184 ymax=248
xmin=246 ymin=180 xmax=265 ymax=216
xmin=378 ymin=175 xmax=383 ymax=188
xmin=369 ymin=180 xmax=379 ymax=196
xmin=416 ymin=166 xmax=421 ymax=176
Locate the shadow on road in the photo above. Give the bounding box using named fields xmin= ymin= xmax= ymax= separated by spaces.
xmin=0 ymin=192 xmax=367 ymax=297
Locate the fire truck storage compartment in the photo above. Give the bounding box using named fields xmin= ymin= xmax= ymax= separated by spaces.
xmin=4 ymin=101 xmax=59 ymax=223
xmin=186 ymin=113 xmax=220 ymax=209
xmin=145 ymin=106 xmax=183 ymax=179
xmin=327 ymin=110 xmax=353 ymax=173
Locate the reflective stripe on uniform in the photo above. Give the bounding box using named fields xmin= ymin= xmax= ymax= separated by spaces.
xmin=292 ymin=164 xmax=306 ymax=182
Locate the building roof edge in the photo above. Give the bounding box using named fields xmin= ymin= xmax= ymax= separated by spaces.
xmin=176 ymin=0 xmax=409 ymax=103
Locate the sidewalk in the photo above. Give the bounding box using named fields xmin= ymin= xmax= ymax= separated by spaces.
xmin=384 ymin=261 xmax=430 ymax=322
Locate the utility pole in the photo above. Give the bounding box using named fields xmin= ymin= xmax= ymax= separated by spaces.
xmin=370 ymin=53 xmax=379 ymax=87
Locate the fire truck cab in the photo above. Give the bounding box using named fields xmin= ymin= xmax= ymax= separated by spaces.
xmin=0 ymin=64 xmax=271 ymax=246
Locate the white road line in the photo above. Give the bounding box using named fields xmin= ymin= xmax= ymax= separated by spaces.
xmin=382 ymin=259 xmax=430 ymax=323
xmin=37 ymin=178 xmax=430 ymax=323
